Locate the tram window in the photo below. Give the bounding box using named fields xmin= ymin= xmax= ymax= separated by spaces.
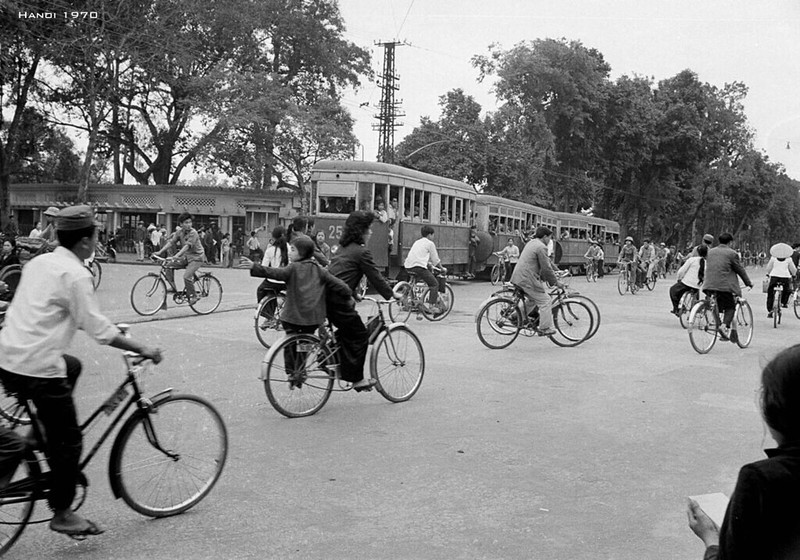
xmin=320 ymin=196 xmax=354 ymax=214
xmin=454 ymin=199 xmax=462 ymax=224
xmin=421 ymin=192 xmax=430 ymax=221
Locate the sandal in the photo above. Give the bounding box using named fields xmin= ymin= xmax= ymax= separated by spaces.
xmin=50 ymin=519 xmax=105 ymax=540
xmin=353 ymin=378 xmax=377 ymax=393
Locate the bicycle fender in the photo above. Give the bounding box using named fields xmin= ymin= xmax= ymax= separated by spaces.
xmin=107 ymin=389 xmax=174 ymax=500
xmin=259 ymin=334 xmax=293 ymax=380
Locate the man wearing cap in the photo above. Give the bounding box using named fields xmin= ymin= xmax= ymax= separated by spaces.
xmin=692 ymin=234 xmax=715 ymax=257
xmin=153 ymin=212 xmax=206 ymax=304
xmin=0 ymin=205 xmax=161 ymax=538
xmin=703 ymin=232 xmax=753 ymax=342
xmin=638 ymin=239 xmax=656 ymax=287
xmin=40 ymin=206 xmax=60 ymax=244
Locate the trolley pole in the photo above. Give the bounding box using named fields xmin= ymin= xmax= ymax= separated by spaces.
xmin=373 ymin=41 xmax=405 ymax=164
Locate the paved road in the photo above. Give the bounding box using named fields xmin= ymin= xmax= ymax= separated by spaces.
xmin=3 ymin=263 xmax=791 ymax=560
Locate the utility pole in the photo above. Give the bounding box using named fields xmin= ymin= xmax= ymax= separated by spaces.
xmin=373 ymin=41 xmax=405 ymax=164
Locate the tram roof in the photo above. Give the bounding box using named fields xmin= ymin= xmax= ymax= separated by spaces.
xmin=312 ymin=160 xmax=476 ymax=195
xmin=476 ymin=194 xmax=556 ymax=215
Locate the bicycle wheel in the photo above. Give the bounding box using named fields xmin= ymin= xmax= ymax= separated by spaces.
xmin=688 ymin=302 xmax=718 ymax=354
xmin=567 ymin=294 xmax=600 ymax=340
xmin=490 ymin=264 xmax=502 ymax=285
xmin=262 ymin=334 xmax=334 ymax=418
xmin=371 ymin=324 xmax=425 ymax=403
xmin=617 ymin=272 xmax=627 ymax=295
xmin=774 ymin=297 xmax=780 ymax=328
xmin=646 ymin=271 xmax=656 ymax=291
xmin=130 ymin=274 xmax=167 ymax=316
xmin=420 ymin=284 xmax=454 ymax=321
xmin=476 ymin=297 xmax=522 ymax=349
xmin=734 ymin=300 xmax=754 ymax=348
xmin=0 ymin=451 xmax=39 ymax=556
xmin=109 ymin=394 xmax=228 ymax=517
xmin=678 ymin=292 xmax=697 ymax=329
xmin=388 ymin=290 xmax=413 ymax=323
xmin=549 ymin=299 xmax=594 ymax=347
xmin=794 ymin=292 xmax=800 ymax=319
xmin=0 ymin=265 xmax=22 ymax=301
xmin=89 ymin=259 xmax=102 ymax=290
xmin=255 ymin=294 xmax=286 ymax=349
xmin=189 ymin=274 xmax=222 ymax=315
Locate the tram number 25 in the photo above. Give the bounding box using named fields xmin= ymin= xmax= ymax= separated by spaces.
xmin=328 ymin=225 xmax=343 ymax=240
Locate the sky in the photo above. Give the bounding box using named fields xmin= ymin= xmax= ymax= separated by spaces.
xmin=336 ymin=0 xmax=800 ymax=180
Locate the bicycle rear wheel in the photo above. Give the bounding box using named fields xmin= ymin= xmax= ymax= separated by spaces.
xmin=688 ymin=302 xmax=718 ymax=354
xmin=678 ymin=291 xmax=697 ymax=329
xmin=0 ymin=451 xmax=38 ymax=556
xmin=371 ymin=325 xmax=425 ymax=403
xmin=255 ymin=294 xmax=286 ymax=349
xmin=110 ymin=394 xmax=227 ymax=517
xmin=0 ymin=390 xmax=29 ymax=426
xmin=262 ymin=334 xmax=334 ymax=418
xmin=549 ymin=299 xmax=594 ymax=347
xmin=190 ymin=274 xmax=222 ymax=315
xmin=734 ymin=300 xmax=754 ymax=348
xmin=388 ymin=290 xmax=413 ymax=323
xmin=420 ymin=284 xmax=454 ymax=321
xmin=130 ymin=274 xmax=167 ymax=316
xmin=88 ymin=259 xmax=102 ymax=290
xmin=476 ymin=297 xmax=522 ymax=349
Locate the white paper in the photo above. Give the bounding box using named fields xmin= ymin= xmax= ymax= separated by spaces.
xmin=690 ymin=492 xmax=730 ymax=527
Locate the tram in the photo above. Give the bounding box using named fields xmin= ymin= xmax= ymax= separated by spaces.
xmin=309 ymin=160 xmax=621 ymax=276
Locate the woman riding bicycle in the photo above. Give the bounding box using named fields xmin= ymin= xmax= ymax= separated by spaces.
xmin=765 ymin=251 xmax=797 ymax=318
xmin=326 ymin=211 xmax=400 ymax=392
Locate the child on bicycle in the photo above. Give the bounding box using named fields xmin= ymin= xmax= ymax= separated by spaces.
xmin=0 ymin=205 xmax=162 ymax=539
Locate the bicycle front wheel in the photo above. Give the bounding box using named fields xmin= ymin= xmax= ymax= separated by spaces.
xmin=490 ymin=264 xmax=502 ymax=285
xmin=262 ymin=334 xmax=334 ymax=418
xmin=617 ymin=272 xmax=627 ymax=295
xmin=89 ymin=259 xmax=102 ymax=290
xmin=255 ymin=294 xmax=286 ymax=349
xmin=109 ymin=394 xmax=228 ymax=518
xmin=0 ymin=450 xmax=38 ymax=556
xmin=646 ymin=272 xmax=656 ymax=291
xmin=190 ymin=274 xmax=222 ymax=315
xmin=549 ymin=299 xmax=594 ymax=347
xmin=476 ymin=297 xmax=522 ymax=349
xmin=566 ymin=294 xmax=600 ymax=340
xmin=130 ymin=274 xmax=167 ymax=316
xmin=734 ymin=300 xmax=754 ymax=348
xmin=420 ymin=284 xmax=454 ymax=321
xmin=688 ymin=302 xmax=718 ymax=354
xmin=371 ymin=325 xmax=425 ymax=403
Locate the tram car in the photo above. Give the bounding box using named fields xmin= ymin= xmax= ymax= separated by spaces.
xmin=309 ymin=160 xmax=477 ymax=275
xmin=309 ymin=160 xmax=621 ymax=277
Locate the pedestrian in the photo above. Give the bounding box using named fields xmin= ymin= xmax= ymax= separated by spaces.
xmin=257 ymin=226 xmax=288 ymax=303
xmin=149 ymin=224 xmax=162 ymax=257
xmin=221 ymin=233 xmax=231 ymax=268
xmin=500 ymin=238 xmax=520 ymax=282
xmin=688 ymin=343 xmax=800 ymax=559
xmin=247 ymin=230 xmax=261 ymax=262
xmin=134 ymin=222 xmax=146 ymax=261
xmin=467 ymin=225 xmax=480 ymax=279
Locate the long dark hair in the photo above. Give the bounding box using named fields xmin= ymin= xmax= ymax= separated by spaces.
xmin=339 ymin=211 xmax=374 ymax=247
xmin=697 ymin=244 xmax=707 ymax=284
xmin=271 ymin=226 xmax=288 ymax=266
xmin=761 ymin=344 xmax=800 ymax=440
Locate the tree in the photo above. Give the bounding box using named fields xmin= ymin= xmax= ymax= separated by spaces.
xmin=9 ymin=108 xmax=81 ymax=183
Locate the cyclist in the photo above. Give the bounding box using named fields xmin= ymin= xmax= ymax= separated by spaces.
xmin=703 ymin=232 xmax=753 ymax=342
xmin=656 ymin=243 xmax=668 ymax=276
xmin=669 ymin=244 xmax=707 ymax=315
xmin=403 ymin=225 xmax=447 ymax=315
xmin=765 ymin=253 xmax=796 ymax=318
xmin=691 ymin=233 xmax=715 ymax=257
xmin=617 ymin=236 xmax=638 ymax=282
xmin=327 ymin=211 xmax=399 ymax=392
xmin=152 ymin=212 xmax=205 ymax=305
xmin=510 ymin=226 xmax=567 ymax=336
xmin=583 ymin=241 xmax=601 ymax=278
xmin=40 ymin=206 xmax=59 ymax=246
xmin=638 ymin=239 xmax=656 ymax=287
xmin=0 ymin=205 xmax=162 ymax=538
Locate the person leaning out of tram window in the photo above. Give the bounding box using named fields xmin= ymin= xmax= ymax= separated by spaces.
xmin=765 ymin=254 xmax=796 ymax=318
xmin=669 ymin=244 xmax=707 ymax=316
xmin=688 ymin=344 xmax=800 ymax=560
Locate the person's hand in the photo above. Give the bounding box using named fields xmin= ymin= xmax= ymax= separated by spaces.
xmin=238 ymin=256 xmax=255 ymax=269
xmin=140 ymin=346 xmax=163 ymax=364
xmin=687 ymin=499 xmax=720 ymax=547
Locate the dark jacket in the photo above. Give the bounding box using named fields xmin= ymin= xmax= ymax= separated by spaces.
xmin=704 ymin=443 xmax=800 ymax=560
xmin=250 ymin=259 xmax=351 ymax=326
xmin=510 ymin=238 xmax=557 ymax=293
xmin=327 ymin=243 xmax=394 ymax=300
xmin=703 ymin=245 xmax=751 ymax=296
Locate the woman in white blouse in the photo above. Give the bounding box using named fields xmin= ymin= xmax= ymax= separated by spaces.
xmin=766 ymin=255 xmax=797 ymax=318
xmin=669 ymin=244 xmax=707 ymax=315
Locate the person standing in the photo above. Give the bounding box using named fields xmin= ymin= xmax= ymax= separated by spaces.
xmin=149 ymin=224 xmax=162 ymax=257
xmin=246 ymin=231 xmax=261 ymax=262
xmin=134 ymin=222 xmax=146 ymax=261
xmin=510 ymin=227 xmax=567 ymax=336
xmin=500 ymin=238 xmax=520 ymax=282
xmin=467 ymin=225 xmax=481 ymax=279
xmin=221 ymin=233 xmax=232 ymax=268
xmin=702 ymin=232 xmax=753 ymax=342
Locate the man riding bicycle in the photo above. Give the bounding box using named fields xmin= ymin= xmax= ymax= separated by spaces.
xmin=584 ymin=241 xmax=601 ymax=276
xmin=152 ymin=212 xmax=205 ymax=305
xmin=0 ymin=205 xmax=161 ymax=538
xmin=638 ymin=239 xmax=657 ymax=287
xmin=703 ymin=232 xmax=753 ymax=343
xmin=403 ymin=225 xmax=447 ymax=315
xmin=617 ymin=236 xmax=638 ymax=280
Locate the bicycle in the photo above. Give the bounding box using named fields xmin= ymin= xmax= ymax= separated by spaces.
xmin=85 ymin=257 xmax=102 ymax=290
xmin=388 ymin=267 xmax=454 ymax=322
xmin=585 ymin=259 xmax=597 ymax=282
xmin=491 ymin=285 xmax=601 ymax=341
xmin=0 ymin=324 xmax=228 ymax=555
xmin=475 ymin=286 xmax=594 ymax=350
xmin=490 ymin=253 xmax=507 ymax=285
xmin=617 ymin=262 xmax=639 ymax=295
xmin=687 ymin=290 xmax=754 ymax=354
xmin=130 ymin=255 xmax=222 ymax=316
xmin=770 ymin=282 xmax=785 ymax=329
xmin=254 ymin=289 xmax=286 ymax=349
xmin=644 ymin=262 xmax=657 ymax=291
xmin=260 ymin=294 xmax=424 ymax=418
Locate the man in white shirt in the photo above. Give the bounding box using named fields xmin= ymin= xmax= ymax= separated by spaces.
xmin=403 ymin=225 xmax=446 ymax=313
xmin=0 ymin=205 xmax=161 ymax=538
